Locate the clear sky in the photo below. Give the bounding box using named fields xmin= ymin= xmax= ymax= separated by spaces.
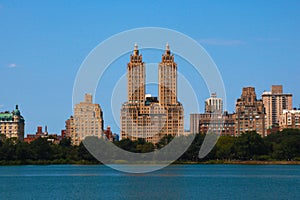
xmin=0 ymin=0 xmax=300 ymax=135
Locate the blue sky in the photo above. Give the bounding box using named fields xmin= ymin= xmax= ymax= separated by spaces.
xmin=0 ymin=1 xmax=300 ymax=135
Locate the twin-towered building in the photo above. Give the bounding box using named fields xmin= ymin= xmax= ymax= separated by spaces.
xmin=2 ymin=45 xmax=297 ymax=144
xmin=65 ymin=44 xmax=184 ymax=145
xmin=121 ymin=44 xmax=184 ymax=143
xmin=61 ymin=44 xmax=296 ymax=144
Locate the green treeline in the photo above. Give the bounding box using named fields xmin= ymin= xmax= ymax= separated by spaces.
xmin=0 ymin=129 xmax=300 ymax=165
xmin=180 ymin=129 xmax=300 ymax=162
xmin=0 ymin=137 xmax=98 ymax=165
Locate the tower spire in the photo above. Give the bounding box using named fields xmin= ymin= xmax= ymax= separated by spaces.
xmin=165 ymin=42 xmax=170 ymax=55
xmin=133 ymin=43 xmax=139 ymax=56
xmin=159 ymin=43 xmax=177 ymax=105
xmin=166 ymin=42 xmax=170 ymax=50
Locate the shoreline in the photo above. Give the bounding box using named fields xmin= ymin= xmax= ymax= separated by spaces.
xmin=1 ymin=160 xmax=300 ymax=166
xmin=174 ymin=160 xmax=300 ymax=165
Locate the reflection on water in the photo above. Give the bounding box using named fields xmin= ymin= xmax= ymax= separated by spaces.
xmin=0 ymin=164 xmax=300 ymax=199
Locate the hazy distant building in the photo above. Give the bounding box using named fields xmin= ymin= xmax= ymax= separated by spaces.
xmin=67 ymin=94 xmax=104 ymax=145
xmin=121 ymin=44 xmax=184 ymax=143
xmin=205 ymin=92 xmax=223 ymax=113
xmin=0 ymin=105 xmax=24 ymax=141
xmin=262 ymin=85 xmax=292 ymax=129
xmin=190 ymin=113 xmax=202 ymax=134
xmin=235 ymin=87 xmax=266 ymax=136
xmin=279 ymin=109 xmax=300 ymax=130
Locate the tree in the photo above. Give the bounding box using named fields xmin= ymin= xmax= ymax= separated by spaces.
xmin=179 ymin=134 xmax=205 ymax=162
xmin=136 ymin=142 xmax=154 ymax=153
xmin=60 ymin=137 xmax=72 ymax=147
xmin=156 ymin=134 xmax=174 ymax=149
xmin=0 ymin=138 xmax=17 ymax=160
xmin=266 ymin=129 xmax=300 ymax=160
xmin=77 ymin=142 xmax=97 ymax=161
xmin=115 ymin=138 xmax=136 ymax=152
xmin=234 ymin=131 xmax=267 ymax=160
xmin=15 ymin=141 xmax=32 ymax=161
xmin=215 ymin=135 xmax=235 ymax=160
xmin=30 ymin=137 xmax=53 ymax=160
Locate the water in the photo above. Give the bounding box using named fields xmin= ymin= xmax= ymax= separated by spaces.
xmin=0 ymin=164 xmax=299 ymax=200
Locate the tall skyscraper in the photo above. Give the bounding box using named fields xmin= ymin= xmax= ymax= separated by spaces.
xmin=0 ymin=105 xmax=24 ymax=141
xmin=235 ymin=87 xmax=266 ymax=136
xmin=66 ymin=94 xmax=104 ymax=145
xmin=159 ymin=43 xmax=177 ymax=106
xmin=158 ymin=44 xmax=184 ymax=139
xmin=262 ymin=85 xmax=292 ymax=129
xmin=127 ymin=43 xmax=145 ymax=105
xmin=205 ymin=92 xmax=223 ymax=113
xmin=121 ymin=44 xmax=184 ymax=143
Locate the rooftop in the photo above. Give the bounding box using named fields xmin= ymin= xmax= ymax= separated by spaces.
xmin=0 ymin=105 xmax=23 ymax=121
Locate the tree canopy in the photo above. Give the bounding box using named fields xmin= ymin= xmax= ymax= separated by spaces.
xmin=0 ymin=129 xmax=300 ymax=165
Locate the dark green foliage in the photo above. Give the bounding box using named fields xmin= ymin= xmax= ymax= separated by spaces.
xmin=78 ymin=142 xmax=97 ymax=161
xmin=0 ymin=137 xmax=99 ymax=164
xmin=0 ymin=129 xmax=300 ymax=165
xmin=114 ymin=138 xmax=155 ymax=153
xmin=215 ymin=135 xmax=235 ymax=160
xmin=234 ymin=131 xmax=267 ymax=160
xmin=264 ymin=129 xmax=300 ymax=160
xmin=179 ymin=134 xmax=205 ymax=162
xmin=179 ymin=129 xmax=300 ymax=162
xmin=30 ymin=137 xmax=53 ymax=160
xmin=156 ymin=134 xmax=174 ymax=149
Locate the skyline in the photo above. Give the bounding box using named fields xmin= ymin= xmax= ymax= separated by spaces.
xmin=1 ymin=1 xmax=300 ymax=135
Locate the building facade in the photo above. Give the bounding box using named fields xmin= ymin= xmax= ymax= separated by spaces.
xmin=121 ymin=44 xmax=184 ymax=143
xmin=235 ymin=87 xmax=266 ymax=136
xmin=65 ymin=116 xmax=74 ymax=139
xmin=190 ymin=112 xmax=235 ymax=136
xmin=0 ymin=105 xmax=24 ymax=141
xmin=24 ymin=126 xmax=61 ymax=144
xmin=103 ymin=126 xmax=119 ymax=142
xmin=190 ymin=113 xmax=202 ymax=134
xmin=279 ymin=109 xmax=300 ymax=130
xmin=262 ymin=85 xmax=292 ymax=129
xmin=66 ymin=94 xmax=104 ymax=145
xmin=205 ymin=92 xmax=223 ymax=113
xmin=199 ymin=112 xmax=235 ymax=136
xmin=190 ymin=93 xmax=231 ymax=135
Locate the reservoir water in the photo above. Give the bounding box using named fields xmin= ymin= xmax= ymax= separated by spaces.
xmin=0 ymin=164 xmax=299 ymax=199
